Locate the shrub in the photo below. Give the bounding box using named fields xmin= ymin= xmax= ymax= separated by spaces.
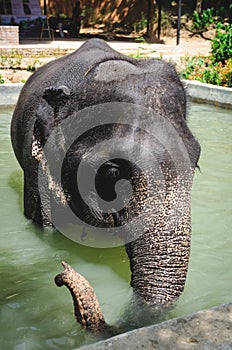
xmin=180 ymin=20 xmax=232 ymax=87
xmin=192 ymin=8 xmax=214 ymax=32
xmin=218 ymin=59 xmax=232 ymax=87
xmin=159 ymin=10 xmax=173 ymax=33
xmin=211 ymin=22 xmax=232 ymax=63
xmin=180 ymin=56 xmax=232 ymax=87
xmin=134 ymin=12 xmax=147 ymax=33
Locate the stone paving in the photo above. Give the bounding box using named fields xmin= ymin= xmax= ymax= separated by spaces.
xmin=78 ymin=303 xmax=232 ymax=350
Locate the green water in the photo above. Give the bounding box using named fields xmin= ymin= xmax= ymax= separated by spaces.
xmin=0 ymin=104 xmax=231 ymax=349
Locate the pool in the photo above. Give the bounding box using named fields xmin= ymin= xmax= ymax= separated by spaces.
xmin=0 ymin=103 xmax=231 ymax=349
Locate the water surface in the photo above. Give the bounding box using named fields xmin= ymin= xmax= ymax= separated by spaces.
xmin=0 ymin=104 xmax=231 ymax=349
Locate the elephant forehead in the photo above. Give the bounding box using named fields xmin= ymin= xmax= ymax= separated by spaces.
xmin=94 ymin=60 xmax=138 ymax=82
xmin=94 ymin=60 xmax=157 ymax=82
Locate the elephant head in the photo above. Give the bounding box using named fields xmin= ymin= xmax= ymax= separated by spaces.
xmin=11 ymin=39 xmax=200 ymax=311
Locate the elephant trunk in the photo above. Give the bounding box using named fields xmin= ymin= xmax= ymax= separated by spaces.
xmin=55 ymin=261 xmax=107 ymax=333
xmin=55 ymin=261 xmax=118 ymax=336
xmin=126 ymin=194 xmax=192 ymax=306
xmin=125 ymin=163 xmax=194 ymax=306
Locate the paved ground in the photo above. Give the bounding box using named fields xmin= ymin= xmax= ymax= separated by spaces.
xmin=1 ymin=35 xmax=211 ymax=63
xmin=0 ymin=34 xmax=212 ymax=83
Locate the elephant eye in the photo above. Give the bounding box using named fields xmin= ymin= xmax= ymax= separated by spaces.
xmin=102 ymin=161 xmax=120 ymax=178
xmin=95 ymin=161 xmax=120 ymax=202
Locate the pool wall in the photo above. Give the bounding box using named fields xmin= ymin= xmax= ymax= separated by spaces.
xmin=184 ymin=80 xmax=232 ymax=109
xmin=0 ymin=83 xmax=24 ymax=108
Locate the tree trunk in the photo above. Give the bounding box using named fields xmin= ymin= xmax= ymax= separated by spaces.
xmin=177 ymin=0 xmax=181 ymax=45
xmin=196 ymin=0 xmax=202 ymax=13
xmin=147 ymin=0 xmax=155 ymax=38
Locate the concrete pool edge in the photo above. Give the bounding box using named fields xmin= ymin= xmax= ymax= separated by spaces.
xmin=0 ymin=83 xmax=24 ymax=108
xmin=183 ymin=80 xmax=232 ymax=109
xmin=77 ymin=302 xmax=232 ymax=350
xmin=0 ymin=81 xmax=232 ymax=110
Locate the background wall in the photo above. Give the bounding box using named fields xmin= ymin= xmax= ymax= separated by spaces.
xmin=40 ymin=0 xmax=231 ymax=26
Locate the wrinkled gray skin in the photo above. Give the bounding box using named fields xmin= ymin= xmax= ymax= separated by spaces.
xmin=11 ymin=39 xmax=200 ymax=307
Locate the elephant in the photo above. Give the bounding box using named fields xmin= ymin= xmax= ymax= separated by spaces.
xmin=11 ymin=39 xmax=200 ymax=318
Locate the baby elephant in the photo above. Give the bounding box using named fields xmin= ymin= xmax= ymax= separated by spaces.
xmin=11 ymin=39 xmax=200 ymax=316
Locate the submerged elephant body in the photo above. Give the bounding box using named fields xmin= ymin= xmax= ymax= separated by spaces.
xmin=11 ymin=39 xmax=200 ymax=312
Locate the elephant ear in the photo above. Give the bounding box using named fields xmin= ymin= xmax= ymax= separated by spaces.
xmin=43 ymin=85 xmax=71 ymax=110
xmin=32 ymin=85 xmax=72 ymax=161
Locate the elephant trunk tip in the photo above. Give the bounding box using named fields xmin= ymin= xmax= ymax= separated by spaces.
xmin=54 ymin=261 xmax=113 ymax=335
xmin=54 ymin=273 xmax=64 ymax=287
xmin=61 ymin=260 xmax=72 ymax=271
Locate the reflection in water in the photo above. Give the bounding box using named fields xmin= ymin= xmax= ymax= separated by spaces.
xmin=0 ymin=104 xmax=231 ymax=349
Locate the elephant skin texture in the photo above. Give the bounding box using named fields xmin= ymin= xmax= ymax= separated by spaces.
xmin=11 ymin=39 xmax=200 ymax=323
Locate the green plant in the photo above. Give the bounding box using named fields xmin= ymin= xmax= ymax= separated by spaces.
xmin=0 ymin=51 xmax=23 ymax=69
xmin=211 ymin=22 xmax=232 ymax=63
xmin=134 ymin=12 xmax=147 ymax=33
xmin=159 ymin=10 xmax=173 ymax=33
xmin=192 ymin=8 xmax=214 ymax=32
xmin=216 ymin=6 xmax=226 ymax=22
xmin=0 ymin=74 xmax=4 ymax=84
xmin=59 ymin=13 xmax=68 ymax=19
xmin=180 ymin=56 xmax=232 ymax=87
xmin=128 ymin=50 xmax=146 ymax=59
xmin=81 ymin=5 xmax=95 ymax=26
xmin=26 ymin=58 xmax=39 ymax=72
xmin=220 ymin=60 xmax=232 ymax=86
xmin=135 ymin=36 xmax=146 ymax=44
xmin=26 ymin=64 xmax=36 ymax=72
